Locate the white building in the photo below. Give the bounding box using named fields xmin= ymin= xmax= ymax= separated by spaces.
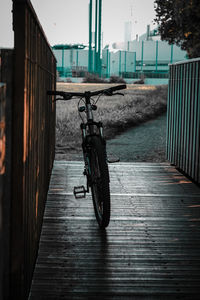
xmin=102 ymin=26 xmax=188 ymax=83
xmin=102 ymin=48 xmax=136 ymax=77
xmin=52 ymin=26 xmax=188 ymax=84
xmin=124 ymin=21 xmax=132 ymax=51
xmin=113 ymin=26 xmax=187 ymax=74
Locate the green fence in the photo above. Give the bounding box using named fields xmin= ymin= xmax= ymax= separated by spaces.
xmin=167 ymin=58 xmax=200 ymax=183
xmin=122 ymin=71 xmax=168 ymax=79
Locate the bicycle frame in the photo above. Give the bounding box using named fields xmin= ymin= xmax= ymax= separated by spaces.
xmin=47 ymin=84 xmax=126 ymax=227
xmin=80 ymin=93 xmax=105 ymax=193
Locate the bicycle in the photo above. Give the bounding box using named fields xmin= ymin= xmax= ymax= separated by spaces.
xmin=47 ymin=84 xmax=126 ymax=229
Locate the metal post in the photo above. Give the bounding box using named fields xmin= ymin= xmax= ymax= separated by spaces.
xmin=155 ymin=40 xmax=158 ymax=72
xmin=124 ymin=51 xmax=127 ymax=76
xmin=170 ymin=44 xmax=174 ymax=64
xmin=88 ymin=0 xmax=93 ymax=73
xmin=106 ymin=48 xmax=109 ymax=78
xmin=62 ymin=48 xmax=64 ymax=77
xmin=108 ymin=51 xmax=111 ymax=77
xmin=141 ymin=41 xmax=144 ymax=71
xmin=76 ymin=50 xmax=79 ymax=77
xmin=134 ymin=52 xmax=136 ymax=72
xmin=76 ymin=49 xmax=79 ymax=67
xmin=119 ymin=51 xmax=121 ymax=76
xmin=98 ymin=0 xmax=102 ymax=76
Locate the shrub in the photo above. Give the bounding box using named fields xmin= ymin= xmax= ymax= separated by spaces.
xmin=109 ymin=76 xmax=126 ymax=84
xmin=133 ymin=73 xmax=145 ymax=84
xmin=133 ymin=79 xmax=144 ymax=84
xmin=82 ymin=73 xmax=107 ymax=83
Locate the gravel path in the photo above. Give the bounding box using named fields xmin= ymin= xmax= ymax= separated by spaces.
xmin=107 ymin=113 xmax=167 ymax=162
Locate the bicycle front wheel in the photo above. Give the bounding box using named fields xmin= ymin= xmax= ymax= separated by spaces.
xmin=89 ymin=136 xmax=110 ymax=229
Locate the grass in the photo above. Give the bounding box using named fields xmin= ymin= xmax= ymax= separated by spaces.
xmin=56 ymin=83 xmax=168 ymax=154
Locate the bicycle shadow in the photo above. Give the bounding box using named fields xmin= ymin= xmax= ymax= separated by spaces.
xmin=82 ymin=222 xmax=112 ymax=297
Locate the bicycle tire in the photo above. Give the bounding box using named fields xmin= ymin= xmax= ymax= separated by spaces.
xmin=89 ymin=136 xmax=110 ymax=229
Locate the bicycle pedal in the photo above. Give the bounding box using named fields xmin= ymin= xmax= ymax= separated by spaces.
xmin=74 ymin=185 xmax=86 ymax=199
xmin=107 ymin=154 xmax=120 ymax=163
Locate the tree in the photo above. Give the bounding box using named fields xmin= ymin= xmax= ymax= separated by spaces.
xmin=154 ymin=0 xmax=200 ymax=58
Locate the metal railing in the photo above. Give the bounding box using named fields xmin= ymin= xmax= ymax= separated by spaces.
xmin=121 ymin=71 xmax=169 ymax=79
xmin=167 ymin=58 xmax=200 ymax=183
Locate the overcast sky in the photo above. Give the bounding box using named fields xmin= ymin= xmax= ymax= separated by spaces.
xmin=0 ymin=0 xmax=156 ymax=48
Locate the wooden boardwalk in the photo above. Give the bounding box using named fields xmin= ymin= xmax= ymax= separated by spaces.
xmin=29 ymin=161 xmax=200 ymax=299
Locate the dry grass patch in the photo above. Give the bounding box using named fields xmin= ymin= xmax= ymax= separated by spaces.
xmin=56 ymin=83 xmax=168 ymax=151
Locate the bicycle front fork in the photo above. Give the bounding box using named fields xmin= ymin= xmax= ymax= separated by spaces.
xmin=80 ymin=121 xmax=104 ymax=139
xmin=74 ymin=122 xmax=105 ymax=199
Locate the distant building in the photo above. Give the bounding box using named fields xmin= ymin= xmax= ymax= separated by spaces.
xmin=124 ymin=22 xmax=132 ymax=51
xmin=102 ymin=48 xmax=136 ymax=78
xmin=52 ymin=44 xmax=90 ymax=77
xmin=112 ymin=25 xmax=187 ymax=74
xmin=102 ymin=25 xmax=188 ymax=83
xmin=52 ymin=27 xmax=188 ymax=84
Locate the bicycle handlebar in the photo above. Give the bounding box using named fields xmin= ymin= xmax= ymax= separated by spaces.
xmin=47 ymin=84 xmax=126 ymax=100
xmin=46 ymin=90 xmax=83 ymax=99
xmin=90 ymin=84 xmax=126 ymax=96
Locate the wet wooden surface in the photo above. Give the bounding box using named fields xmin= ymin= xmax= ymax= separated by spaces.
xmin=29 ymin=161 xmax=200 ymax=299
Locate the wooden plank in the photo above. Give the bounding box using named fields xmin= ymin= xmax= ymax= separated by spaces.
xmin=29 ymin=161 xmax=200 ymax=299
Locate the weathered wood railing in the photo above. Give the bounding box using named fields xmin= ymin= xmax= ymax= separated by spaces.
xmin=0 ymin=49 xmax=13 ymax=300
xmin=0 ymin=83 xmax=6 ymax=300
xmin=0 ymin=84 xmax=6 ymax=176
xmin=167 ymin=58 xmax=200 ymax=184
xmin=0 ymin=0 xmax=56 ymax=299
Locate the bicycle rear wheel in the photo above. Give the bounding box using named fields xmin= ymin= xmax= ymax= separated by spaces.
xmin=89 ymin=136 xmax=110 ymax=229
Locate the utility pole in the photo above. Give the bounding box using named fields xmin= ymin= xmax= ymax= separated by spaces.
xmin=98 ymin=0 xmax=102 ymax=76
xmin=89 ymin=0 xmax=102 ymax=76
xmin=95 ymin=0 xmax=98 ymax=73
xmin=88 ymin=0 xmax=93 ymax=73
